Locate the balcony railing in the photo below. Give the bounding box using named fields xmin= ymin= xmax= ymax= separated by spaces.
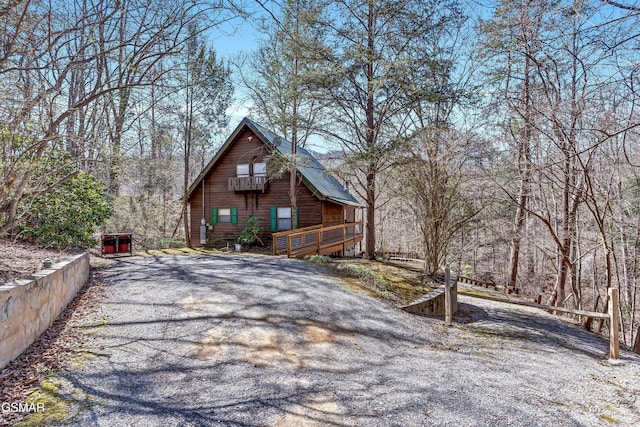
xmin=228 ymin=176 xmax=268 ymax=192
xmin=272 ymin=222 xmax=363 ymax=257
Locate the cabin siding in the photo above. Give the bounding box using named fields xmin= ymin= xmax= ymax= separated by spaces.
xmin=322 ymin=202 xmax=344 ymax=226
xmin=189 ymin=128 xmax=324 ymax=246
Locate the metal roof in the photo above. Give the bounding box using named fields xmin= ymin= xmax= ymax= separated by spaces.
xmin=188 ymin=117 xmax=362 ymax=207
xmin=247 ymin=119 xmax=362 ymax=206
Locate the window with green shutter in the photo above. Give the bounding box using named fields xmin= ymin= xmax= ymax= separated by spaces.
xmin=269 ymin=206 xmax=295 ymax=231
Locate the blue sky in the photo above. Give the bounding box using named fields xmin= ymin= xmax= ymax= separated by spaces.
xmin=208 ymin=19 xmax=259 ymax=143
xmin=213 ymin=19 xmax=259 ymax=59
xmin=206 ymin=15 xmax=337 ymax=153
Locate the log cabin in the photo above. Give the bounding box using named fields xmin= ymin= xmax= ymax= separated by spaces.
xmin=187 ymin=117 xmax=363 ymax=256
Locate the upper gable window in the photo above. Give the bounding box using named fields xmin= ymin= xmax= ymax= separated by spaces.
xmin=253 ymin=162 xmax=267 ymax=177
xmin=237 ymin=164 xmax=249 ymax=177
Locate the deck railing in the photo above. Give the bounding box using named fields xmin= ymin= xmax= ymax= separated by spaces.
xmin=228 ymin=176 xmax=268 ymax=192
xmin=272 ymin=222 xmax=363 ymax=257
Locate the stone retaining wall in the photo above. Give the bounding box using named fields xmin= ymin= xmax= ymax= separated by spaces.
xmin=0 ymin=252 xmax=90 ymax=369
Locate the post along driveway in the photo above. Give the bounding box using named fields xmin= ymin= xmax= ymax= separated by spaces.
xmin=58 ymin=253 xmax=639 ymax=426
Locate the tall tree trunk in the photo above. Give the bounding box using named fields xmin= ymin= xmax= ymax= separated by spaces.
xmin=290 ymin=137 xmax=298 ymax=230
xmin=616 ymin=180 xmax=632 ymax=302
xmin=364 ymin=1 xmax=376 ymax=259
xmin=108 ymin=88 xmax=129 ymax=195
xmin=365 ymin=170 xmax=376 ymax=259
xmin=508 ymin=182 xmax=527 ymax=291
xmin=108 ymin=10 xmax=131 ymax=195
xmin=183 ymin=69 xmax=193 ymax=248
xmin=290 ymin=50 xmax=299 ymax=230
xmin=507 ymin=46 xmax=532 ymax=293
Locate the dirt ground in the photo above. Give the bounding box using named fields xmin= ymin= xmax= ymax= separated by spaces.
xmin=0 ymin=237 xmax=76 ymax=283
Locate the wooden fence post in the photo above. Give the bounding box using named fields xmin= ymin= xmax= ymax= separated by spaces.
xmin=444 ymin=266 xmax=452 ymax=326
xmin=608 ymin=287 xmax=619 ymax=360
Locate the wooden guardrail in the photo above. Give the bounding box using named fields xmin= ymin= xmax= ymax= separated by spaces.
xmin=394 ymin=261 xmax=621 ymax=360
xmin=384 ymin=251 xmax=421 ymax=261
xmin=272 ymin=224 xmax=323 ymax=255
xmin=272 ymin=222 xmax=363 ymax=257
xmin=459 ymin=287 xmax=620 ymax=360
xmin=458 ymin=275 xmax=500 ymax=291
xmin=382 ymin=256 xmax=499 ymax=291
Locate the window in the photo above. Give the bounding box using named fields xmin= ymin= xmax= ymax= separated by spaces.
xmin=277 ymin=207 xmax=292 ymax=231
xmin=253 ymin=162 xmax=267 ymax=177
xmin=237 ymin=164 xmax=249 ymax=177
xmin=218 ymin=208 xmax=231 ymax=223
xmin=212 ymin=207 xmax=237 ymax=225
xmin=270 ymin=206 xmax=294 ymax=231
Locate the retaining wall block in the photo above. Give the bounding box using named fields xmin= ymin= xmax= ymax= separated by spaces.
xmin=0 ymin=252 xmax=90 ymax=369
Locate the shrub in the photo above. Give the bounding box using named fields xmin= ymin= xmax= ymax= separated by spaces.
xmin=19 ymin=172 xmax=112 ymax=249
xmin=238 ymin=215 xmax=264 ymax=246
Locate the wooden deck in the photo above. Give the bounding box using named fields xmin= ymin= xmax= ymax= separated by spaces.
xmin=272 ymin=222 xmax=363 ymax=257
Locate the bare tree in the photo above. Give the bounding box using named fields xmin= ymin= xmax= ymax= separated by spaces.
xmin=402 ymin=127 xmax=482 ymax=274
xmin=314 ymin=0 xmax=464 ymax=258
xmin=179 ymin=24 xmax=233 ymax=246
xmin=0 ymin=0 xmax=218 ymax=235
xmin=481 ymin=0 xmax=640 ymax=327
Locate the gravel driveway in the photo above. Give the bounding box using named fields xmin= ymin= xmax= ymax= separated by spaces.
xmin=52 ymin=253 xmax=639 ymax=426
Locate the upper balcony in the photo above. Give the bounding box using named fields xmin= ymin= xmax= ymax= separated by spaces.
xmin=228 ymin=176 xmax=269 ymax=193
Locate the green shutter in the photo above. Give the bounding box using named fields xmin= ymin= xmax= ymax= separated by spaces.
xmin=270 ymin=206 xmax=277 ymax=232
xmin=211 ymin=208 xmax=218 ymax=225
xmin=295 ymin=206 xmax=299 ymax=229
xmin=231 ymin=207 xmax=238 ymax=225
